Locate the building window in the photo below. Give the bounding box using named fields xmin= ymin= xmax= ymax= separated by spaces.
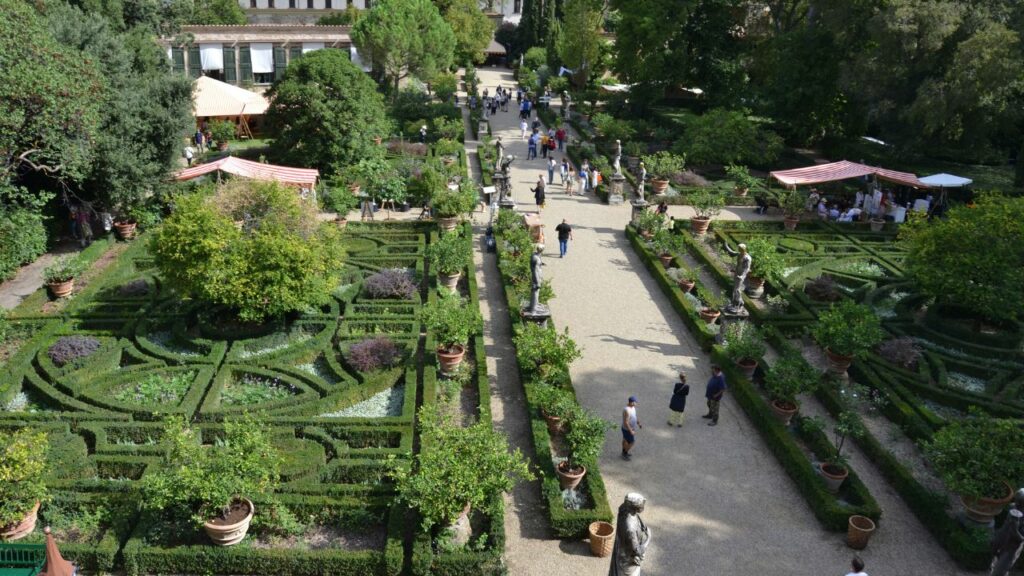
xmin=325 ymin=0 xmax=331 ymax=7
xmin=513 ymin=0 xmax=521 ymax=12
xmin=288 ymin=0 xmax=295 ymax=7
xmin=306 ymin=0 xmax=313 ymax=7
xmin=254 ymin=72 xmax=274 ymax=84
xmin=250 ymin=0 xmax=256 ymax=7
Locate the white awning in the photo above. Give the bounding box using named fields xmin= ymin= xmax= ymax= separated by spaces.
xmin=251 ymin=43 xmax=274 ymax=74
xmin=350 ymin=46 xmax=371 ymax=72
xmin=302 ymin=42 xmax=325 ymax=54
xmin=919 ymin=173 xmax=973 ymax=188
xmin=166 ymin=46 xmax=172 ymax=60
xmin=200 ymin=43 xmax=224 ymax=71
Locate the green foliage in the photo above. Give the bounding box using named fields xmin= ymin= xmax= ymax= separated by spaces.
xmin=432 ymin=181 xmax=478 ymax=217
xmin=208 ymin=120 xmax=235 ymax=145
xmin=319 ymin=177 xmax=362 ymax=215
xmin=696 ymin=284 xmax=726 ymax=312
xmin=43 ymin=255 xmax=87 ymax=283
xmin=640 ymin=151 xmax=686 ymax=180
xmin=591 ymin=113 xmax=636 ymax=143
xmin=0 ymin=207 xmax=48 ymax=281
xmin=395 ymin=408 xmax=532 ymax=530
xmin=649 ymin=229 xmax=683 ymax=256
xmin=316 ymin=5 xmax=362 ymax=25
xmin=352 ymin=0 xmax=456 ymax=94
xmin=189 ymin=0 xmax=246 ymax=24
xmin=688 ymin=188 xmax=724 ymax=219
xmin=150 ymin=180 xmax=345 ymax=322
xmin=745 ymin=237 xmax=786 ymax=279
xmin=441 ymin=0 xmax=494 ymax=64
xmin=428 ymin=231 xmax=470 ymax=275
xmin=633 ymin=210 xmax=665 ymax=236
xmin=781 ymin=189 xmax=806 ymax=218
xmin=725 ymin=164 xmax=759 ymax=191
xmin=924 ymin=409 xmax=1024 ymax=500
xmin=902 ymin=193 xmax=1024 ymax=322
xmin=811 ymin=300 xmax=884 ymax=358
xmin=513 ymin=323 xmax=582 ymax=383
xmin=432 ymin=71 xmax=459 ymax=103
xmin=722 ymin=321 xmax=765 ymax=363
xmin=266 ymin=49 xmax=391 ymax=173
xmin=0 ymin=429 xmax=49 ymax=527
xmin=673 ymin=109 xmax=784 ymax=166
xmin=564 ymin=408 xmax=611 ymax=469
xmin=557 ymin=0 xmax=605 ymax=88
xmin=421 ymin=290 xmax=483 ymax=349
xmin=522 ymin=47 xmax=547 ymax=71
xmin=764 ymin=354 xmax=820 ymax=405
xmin=140 ymin=415 xmax=280 ymax=527
xmin=533 ymin=384 xmax=577 ymax=420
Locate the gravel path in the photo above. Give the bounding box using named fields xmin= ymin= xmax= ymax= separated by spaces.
xmin=473 ymin=67 xmax=975 ymax=576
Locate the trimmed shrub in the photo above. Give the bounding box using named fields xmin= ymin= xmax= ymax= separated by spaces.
xmin=349 ymin=337 xmax=403 ymax=372
xmin=0 ymin=207 xmax=48 ymax=281
xmin=364 ymin=268 xmax=418 ymax=300
xmin=48 ymin=336 xmax=101 ymax=367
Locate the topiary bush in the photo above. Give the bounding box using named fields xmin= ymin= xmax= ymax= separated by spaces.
xmin=877 ymin=337 xmax=922 ymax=370
xmin=348 ymin=337 xmax=403 ymax=372
xmin=150 ymin=180 xmax=345 ymax=322
xmin=0 ymin=207 xmax=48 ymax=282
xmin=48 ymin=335 xmax=101 ymax=367
xmin=364 ymin=268 xmax=418 ymax=299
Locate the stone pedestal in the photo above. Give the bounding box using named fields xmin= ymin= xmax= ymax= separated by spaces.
xmin=609 ymin=174 xmax=625 ymax=205
xmin=630 ymin=199 xmax=649 ymax=223
xmin=521 ymin=305 xmax=551 ymax=328
xmin=499 ymin=198 xmax=516 ymax=211
xmin=745 ymin=285 xmax=765 ymax=299
xmin=717 ymin=309 xmax=749 ymax=345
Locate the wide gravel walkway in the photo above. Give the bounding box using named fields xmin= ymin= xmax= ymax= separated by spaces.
xmin=473 ymin=67 xmax=971 ymax=576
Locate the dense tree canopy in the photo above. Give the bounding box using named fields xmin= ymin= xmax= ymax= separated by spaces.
xmin=556 ymin=0 xmax=603 ymax=88
xmin=438 ymin=0 xmax=494 ymax=64
xmin=265 ymin=49 xmax=391 ymax=173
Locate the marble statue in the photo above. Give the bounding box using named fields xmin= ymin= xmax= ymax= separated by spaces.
xmin=562 ymin=91 xmax=572 ymax=118
xmin=723 ymin=242 xmax=751 ymax=314
xmin=637 ymin=162 xmax=647 ymax=202
xmin=529 ymin=246 xmax=544 ymax=313
xmin=500 ymin=154 xmax=514 ymax=176
xmin=991 ymin=489 xmax=1024 ymax=576
xmin=609 ymin=493 xmax=651 ymax=576
xmin=495 ymin=137 xmax=504 ymax=166
xmin=614 ymin=139 xmax=622 ymax=176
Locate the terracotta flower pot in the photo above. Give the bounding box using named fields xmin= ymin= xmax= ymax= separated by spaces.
xmin=770 ymin=399 xmax=798 ymax=426
xmin=541 ymin=410 xmax=562 ymax=434
xmin=746 ymin=275 xmax=765 ymax=298
xmin=437 ymin=344 xmax=466 ymax=373
xmin=639 ymin=230 xmax=653 ymax=240
xmin=735 ymin=186 xmax=749 ymax=197
xmin=677 ymin=279 xmax=695 ymax=293
xmin=438 ymin=271 xmax=461 ymax=291
xmin=735 ymin=358 xmax=758 ymax=379
xmin=658 ymin=253 xmax=674 ymax=267
xmin=217 ymin=141 xmax=229 ymax=151
xmin=335 ymin=217 xmax=348 ymax=229
xmin=784 ymin=216 xmax=799 ymax=231
xmin=699 ymin=308 xmax=720 ymax=324
xmin=650 ymin=178 xmax=669 ymax=195
xmin=588 ymin=521 xmax=615 ymax=557
xmin=690 ymin=217 xmax=711 ymax=236
xmin=203 ymin=498 xmax=254 ymax=546
xmin=0 ymin=501 xmax=40 ymax=541
xmin=48 ymin=279 xmax=75 ymax=299
xmin=869 ymin=218 xmax=885 ymax=232
xmin=556 ymin=461 xmax=586 ymax=490
xmin=825 ymin=348 xmax=854 ymax=374
xmin=820 ymin=463 xmax=848 ymax=493
xmin=847 ymin=515 xmax=876 ymax=550
xmin=437 ymin=216 xmax=460 ymax=232
xmin=114 ymin=221 xmax=137 ymax=240
xmin=961 ymin=482 xmax=1014 ymax=524
xmin=348 ymin=184 xmax=361 ymax=196
xmin=373 ymin=136 xmax=383 ymax=145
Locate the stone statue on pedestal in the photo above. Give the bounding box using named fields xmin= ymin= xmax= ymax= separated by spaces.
xmin=500 ymin=154 xmax=514 ymax=176
xmin=723 ymin=242 xmax=751 ymax=314
xmin=529 ymin=246 xmax=544 ymax=313
xmin=609 ymin=493 xmax=651 ymax=576
xmin=637 ymin=162 xmax=647 ymax=202
xmin=614 ymin=139 xmax=622 ymax=176
xmin=991 ymin=489 xmax=1024 ymax=576
xmin=495 ymin=137 xmax=504 ymax=166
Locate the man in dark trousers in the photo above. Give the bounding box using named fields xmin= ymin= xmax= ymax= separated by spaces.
xmin=702 ymin=365 xmax=726 ymax=426
xmin=555 ymin=219 xmax=573 ymax=258
xmin=668 ymin=372 xmax=689 ymax=427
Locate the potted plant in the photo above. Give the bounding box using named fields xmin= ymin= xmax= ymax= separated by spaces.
xmin=44 ymin=256 xmax=86 ymax=299
xmin=781 ymin=189 xmax=804 ymax=231
xmin=533 ymin=384 xmax=578 ymax=434
xmin=420 ymin=290 xmax=483 ymax=373
xmin=641 ymin=151 xmax=686 ymax=195
xmin=802 ymin=381 xmax=878 ymax=493
xmin=208 ymin=120 xmax=236 ymax=151
xmin=666 ymin=264 xmax=698 ymax=293
xmin=869 ymin=217 xmax=886 ymax=232
xmin=427 ymin=232 xmax=470 ymax=290
xmin=763 ymin=353 xmax=820 ymax=426
xmin=432 ymin=182 xmax=478 ymax=232
xmin=633 ymin=210 xmax=664 ymax=239
xmin=513 ymin=323 xmax=583 ymax=383
xmin=393 ymin=408 xmax=532 ymax=546
xmin=650 ymin=229 xmax=683 ymax=267
xmin=112 ymin=200 xmax=151 ymax=239
xmin=811 ymin=301 xmax=884 ymax=374
xmin=0 ymin=429 xmax=48 ymax=541
xmin=139 ymin=415 xmax=279 ymax=546
xmin=744 ymin=237 xmax=786 ymax=297
xmin=688 ymin=188 xmax=725 ymax=235
xmin=725 ymin=164 xmax=759 ymax=197
xmin=696 ymin=285 xmax=725 ymax=324
xmin=722 ymin=321 xmax=766 ymax=379
xmin=557 ymin=408 xmax=611 ymax=490
xmin=623 ymin=141 xmax=645 ymax=171
xmin=321 ymin=176 xmax=363 ymax=227
xmin=923 ymin=411 xmax=1024 ymax=524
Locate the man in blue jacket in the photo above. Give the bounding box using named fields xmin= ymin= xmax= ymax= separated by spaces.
xmin=702 ymin=365 xmax=726 ymax=426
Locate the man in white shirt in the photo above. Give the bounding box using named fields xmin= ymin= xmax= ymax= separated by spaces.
xmin=839 ymin=207 xmax=862 ymax=222
xmin=845 ymin=556 xmax=868 ymax=576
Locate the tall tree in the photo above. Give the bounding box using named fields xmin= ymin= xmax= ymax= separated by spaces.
xmin=352 ymin=0 xmax=456 ymax=94
xmin=265 ymin=49 xmax=391 ymax=172
xmin=441 ymin=0 xmax=494 ymax=64
xmin=556 ymin=0 xmax=602 ymax=88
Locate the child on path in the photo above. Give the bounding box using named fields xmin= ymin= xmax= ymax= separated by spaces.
xmin=668 ymin=373 xmax=689 ymax=427
xmin=521 ymin=119 xmax=528 ymax=139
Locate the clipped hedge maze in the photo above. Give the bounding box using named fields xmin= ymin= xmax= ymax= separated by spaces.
xmin=0 ymin=224 xmax=438 ymax=575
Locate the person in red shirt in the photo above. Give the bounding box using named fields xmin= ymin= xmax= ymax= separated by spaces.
xmin=555 ymin=126 xmax=566 ymax=151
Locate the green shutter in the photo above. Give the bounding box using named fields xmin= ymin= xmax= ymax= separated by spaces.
xmin=188 ymin=46 xmax=201 ymax=78
xmin=223 ymin=47 xmax=237 ymax=83
xmin=274 ymin=46 xmax=287 ymax=80
xmin=289 ymin=46 xmax=302 ymax=64
xmin=171 ymin=47 xmax=185 ymax=74
xmin=239 ymin=45 xmax=253 ymax=83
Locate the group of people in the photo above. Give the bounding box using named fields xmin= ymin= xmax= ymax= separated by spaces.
xmin=528 ymin=157 xmax=602 ymax=210
xmin=184 ymin=125 xmax=217 ymax=166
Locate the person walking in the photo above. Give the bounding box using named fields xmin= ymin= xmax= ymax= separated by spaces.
xmin=184 ymin=144 xmax=195 ymax=166
xmin=668 ymin=372 xmax=689 ymax=427
xmin=419 ymin=124 xmax=428 ymax=143
xmin=560 ymin=158 xmax=569 ymax=185
xmin=578 ymin=164 xmax=589 ymax=193
xmin=540 ymin=132 xmax=550 ymax=159
xmin=555 ymin=218 xmax=573 ymax=258
xmin=532 ymin=175 xmax=546 ymax=209
xmin=556 ymin=125 xmax=566 ymax=151
xmin=194 ymin=129 xmax=205 ymax=153
xmin=621 ymin=396 xmax=641 ymax=460
xmin=702 ymin=365 xmax=726 ymax=426
xmin=845 ymin=557 xmax=868 ymax=576
xmin=521 ymin=119 xmax=529 ymax=139
xmin=547 ymin=157 xmax=556 ymax=184
xmin=527 ymin=132 xmax=538 ymax=160
xmin=565 ymin=166 xmax=576 ymax=196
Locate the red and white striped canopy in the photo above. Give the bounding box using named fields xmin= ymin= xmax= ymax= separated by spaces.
xmin=770 ymin=160 xmax=928 ymax=189
xmin=174 ymin=156 xmax=319 ymax=187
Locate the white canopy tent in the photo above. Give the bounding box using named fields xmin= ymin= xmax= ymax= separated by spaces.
xmin=192 ymin=76 xmax=270 ymax=138
xmin=919 ymin=173 xmax=973 ymax=188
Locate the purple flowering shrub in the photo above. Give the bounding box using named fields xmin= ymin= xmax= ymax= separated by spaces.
xmin=349 ymin=337 xmax=403 ymax=372
xmin=877 ymin=337 xmax=922 ymax=369
xmin=363 ymin=268 xmax=417 ymax=300
xmin=48 ymin=335 xmax=102 ymax=367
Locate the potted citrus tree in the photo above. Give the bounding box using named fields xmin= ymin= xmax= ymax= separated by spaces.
xmin=924 ymin=411 xmax=1024 ymax=524
xmin=533 ymin=384 xmax=578 ymax=434
xmin=781 ymin=189 xmax=804 ymax=231
xmin=623 ymin=141 xmax=645 ymax=171
xmin=641 ymin=151 xmax=685 ymax=195
xmin=764 ymin=353 xmax=820 ymax=426
xmin=811 ymin=300 xmax=884 ymax=374
xmin=633 ymin=210 xmax=664 ymax=239
xmin=802 ymin=381 xmax=878 ymax=493
xmin=208 ymin=120 xmax=236 ymax=151
xmin=688 ymin=188 xmax=724 ymax=235
xmin=513 ymin=323 xmax=582 ymax=383
xmin=321 ymin=176 xmax=363 ymax=227
xmin=650 ymin=229 xmax=683 ymax=268
xmin=432 ymin=181 xmax=478 ymax=232
xmin=0 ymin=429 xmax=48 ymax=541
xmin=139 ymin=415 xmax=279 ymax=546
xmin=722 ymin=321 xmax=766 ymax=378
xmin=420 ymin=290 xmax=483 ymax=373
xmin=667 ymin=264 xmax=698 ymax=293
xmin=558 ymin=408 xmax=611 ymax=490
xmin=725 ymin=164 xmax=759 ymax=197
xmin=427 ymin=232 xmax=470 ymax=290
xmin=744 ymin=237 xmax=786 ymax=297
xmin=696 ymin=285 xmax=725 ymax=324
xmin=44 ymin=256 xmax=86 ymax=299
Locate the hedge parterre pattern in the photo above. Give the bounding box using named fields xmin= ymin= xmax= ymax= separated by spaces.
xmin=0 ymin=222 xmax=494 ymax=575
